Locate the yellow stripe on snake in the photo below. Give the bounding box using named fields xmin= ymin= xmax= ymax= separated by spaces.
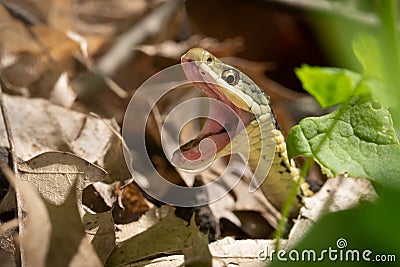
xmin=172 ymin=48 xmax=306 ymax=216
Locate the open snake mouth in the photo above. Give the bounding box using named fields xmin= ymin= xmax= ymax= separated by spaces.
xmin=171 ymin=58 xmax=255 ymax=170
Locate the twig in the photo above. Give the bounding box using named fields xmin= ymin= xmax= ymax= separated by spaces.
xmin=0 ymin=84 xmax=17 ymax=175
xmin=96 ymin=0 xmax=183 ymax=76
xmin=0 ymin=84 xmax=24 ymax=266
xmin=74 ymin=0 xmax=183 ymax=100
xmin=73 ymin=53 xmax=129 ymax=99
xmin=0 ymin=0 xmax=43 ymax=25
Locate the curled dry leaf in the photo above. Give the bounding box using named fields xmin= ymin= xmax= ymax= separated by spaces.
xmin=136 ymin=35 xmax=244 ymax=60
xmin=49 ymin=72 xmax=77 ymax=108
xmin=112 ymin=182 xmax=151 ymax=224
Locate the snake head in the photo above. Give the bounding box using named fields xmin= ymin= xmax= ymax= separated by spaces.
xmin=181 ymin=47 xmax=220 ymax=65
xmin=173 ymin=48 xmax=276 ymax=192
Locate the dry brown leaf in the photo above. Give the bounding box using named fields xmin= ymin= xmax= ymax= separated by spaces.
xmin=136 ymin=35 xmax=244 ymax=60
xmin=0 ymin=94 xmax=120 ymax=172
xmin=182 ymin=218 xmax=212 ymax=267
xmin=47 ymin=0 xmax=73 ymax=31
xmin=0 ymin=6 xmax=80 ymax=92
xmin=1 ymin=52 xmax=46 ymax=89
xmin=83 ymin=211 xmax=116 ymax=264
xmin=13 ymin=175 xmax=50 ymax=266
xmin=0 ymin=188 xmax=15 ymax=214
xmin=113 ymin=183 xmax=150 ymax=224
xmin=44 ymin=182 xmax=102 ymax=267
xmin=0 ymin=5 xmax=42 ymax=54
xmin=0 ymin=217 xmax=18 ymax=254
xmin=3 ymin=163 xmax=102 ymax=267
xmin=107 ymin=205 xmax=211 ymax=267
xmin=209 ymin=237 xmax=287 ymax=267
xmin=286 ymin=176 xmax=378 ymax=248
xmin=115 ymin=205 xmax=175 ymax=243
xmin=120 ymin=255 xmax=184 ymax=266
xmin=31 ymin=26 xmax=79 ymax=64
xmin=17 ymin=151 xmax=107 ymax=214
xmin=301 ymin=176 xmax=377 ymax=222
xmin=0 ymin=218 xmax=18 ymax=263
xmin=0 ymin=246 xmax=14 ymax=266
xmin=89 ymin=182 xmax=118 ymax=209
xmin=49 ymin=72 xmax=77 ymax=107
xmin=3 ymin=0 xmax=51 ymax=22
xmin=74 ymin=0 xmax=154 ymax=35
xmin=0 ymin=4 xmax=46 ymax=89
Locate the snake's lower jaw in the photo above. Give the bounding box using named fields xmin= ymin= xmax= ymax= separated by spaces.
xmin=170 ymin=148 xmax=215 ymax=171
xmin=170 ymin=132 xmax=232 ymax=171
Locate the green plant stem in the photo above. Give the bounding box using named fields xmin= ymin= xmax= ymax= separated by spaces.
xmin=277 ymin=91 xmax=354 ymax=248
xmin=274 ymin=158 xmax=313 ymax=250
xmin=376 ymin=0 xmax=400 ymax=136
xmin=378 ymin=0 xmax=400 ymax=72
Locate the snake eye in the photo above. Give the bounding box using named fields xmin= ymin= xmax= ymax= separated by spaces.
xmin=221 ymin=69 xmax=240 ymax=86
xmin=206 ymin=57 xmax=212 ymax=64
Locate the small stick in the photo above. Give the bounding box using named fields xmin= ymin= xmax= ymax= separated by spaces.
xmin=0 ymin=83 xmax=17 ymax=175
xmin=0 ymin=83 xmax=24 ymax=266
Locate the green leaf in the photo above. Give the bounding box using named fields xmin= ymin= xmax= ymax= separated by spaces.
xmin=352 ymin=34 xmax=386 ymax=81
xmin=269 ymin=186 xmax=400 ymax=266
xmin=295 ymin=65 xmax=361 ymax=108
xmin=287 ymin=95 xmax=400 ymax=188
xmin=352 ymin=33 xmax=400 ymax=138
xmin=352 ymin=34 xmax=397 ymax=109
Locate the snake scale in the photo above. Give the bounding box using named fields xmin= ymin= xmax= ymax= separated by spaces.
xmin=172 ymin=48 xmax=305 ymax=216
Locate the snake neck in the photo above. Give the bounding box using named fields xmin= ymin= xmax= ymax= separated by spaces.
xmin=245 ymin=115 xmax=303 ymax=217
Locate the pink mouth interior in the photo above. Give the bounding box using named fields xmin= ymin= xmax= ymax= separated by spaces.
xmin=171 ymin=59 xmax=254 ymax=168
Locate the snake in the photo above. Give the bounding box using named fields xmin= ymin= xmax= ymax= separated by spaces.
xmin=171 ymin=48 xmax=304 ymax=216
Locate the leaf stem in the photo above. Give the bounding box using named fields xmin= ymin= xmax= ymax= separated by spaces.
xmin=376 ymin=0 xmax=400 ymax=136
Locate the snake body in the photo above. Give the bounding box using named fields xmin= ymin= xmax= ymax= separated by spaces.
xmin=173 ymin=48 xmax=303 ymax=215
